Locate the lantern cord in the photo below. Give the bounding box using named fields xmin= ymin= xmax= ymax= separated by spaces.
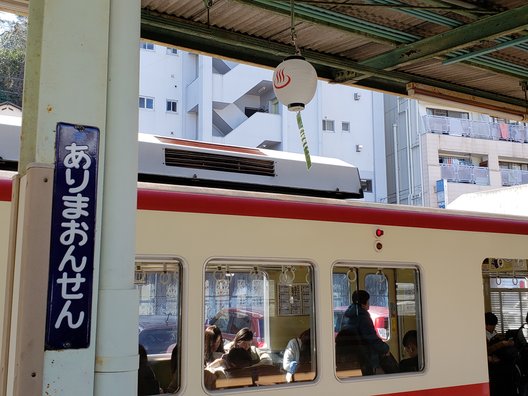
xmin=290 ymin=0 xmax=301 ymax=55
xmin=296 ymin=111 xmax=312 ymax=169
xmin=203 ymin=0 xmax=213 ymax=26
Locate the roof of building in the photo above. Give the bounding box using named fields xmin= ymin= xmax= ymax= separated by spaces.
xmin=0 ymin=102 xmax=22 ymax=126
xmin=447 ymin=184 xmax=528 ymax=217
xmin=1 ymin=1 xmax=527 ymax=120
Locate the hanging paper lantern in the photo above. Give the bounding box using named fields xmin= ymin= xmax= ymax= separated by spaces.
xmin=273 ymin=55 xmax=317 ymax=112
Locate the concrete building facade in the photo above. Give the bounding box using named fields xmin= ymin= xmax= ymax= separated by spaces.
xmin=138 ymin=42 xmax=387 ymax=203
xmin=384 ymin=95 xmax=528 ymax=208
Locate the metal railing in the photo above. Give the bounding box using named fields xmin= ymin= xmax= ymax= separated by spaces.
xmin=423 ymin=115 xmax=527 ymax=143
xmin=440 ymin=164 xmax=489 ymax=185
xmin=500 ymin=169 xmax=528 ymax=186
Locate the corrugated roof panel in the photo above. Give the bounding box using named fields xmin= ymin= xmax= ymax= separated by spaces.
xmin=2 ymin=0 xmax=527 ymax=115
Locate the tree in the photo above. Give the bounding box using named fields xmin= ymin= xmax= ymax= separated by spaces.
xmin=0 ymin=16 xmax=27 ymax=107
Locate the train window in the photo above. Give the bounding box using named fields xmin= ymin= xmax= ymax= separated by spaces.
xmin=333 ymin=265 xmax=423 ymax=379
xmin=203 ymin=260 xmax=316 ymax=390
xmin=135 ymin=257 xmax=182 ymax=393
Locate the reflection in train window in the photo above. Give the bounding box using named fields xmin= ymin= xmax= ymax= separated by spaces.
xmin=203 ymin=260 xmax=316 ymax=390
xmin=333 ymin=265 xmax=423 ymax=378
xmin=135 ymin=257 xmax=182 ymax=393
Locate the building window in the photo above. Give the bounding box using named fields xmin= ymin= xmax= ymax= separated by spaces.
xmin=342 ymin=122 xmax=350 ymax=132
xmin=166 ymin=100 xmax=178 ymax=113
xmin=140 ymin=41 xmax=155 ymax=51
xmin=361 ymin=179 xmax=372 ymax=193
xmin=333 ymin=264 xmax=423 ymax=378
xmin=426 ymin=108 xmax=469 ymax=119
xmin=499 ymin=161 xmax=528 ymax=171
xmin=322 ymin=119 xmax=335 ymax=132
xmin=139 ymin=96 xmax=154 ymax=110
xmin=204 ymin=259 xmax=316 ymax=390
xmin=166 ymin=47 xmax=178 ymax=55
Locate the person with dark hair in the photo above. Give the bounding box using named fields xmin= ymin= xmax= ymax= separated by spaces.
xmin=486 ymin=312 xmax=500 ymax=342
xmin=399 ymin=330 xmax=419 ymax=372
xmin=206 ymin=327 xmax=271 ymax=382
xmin=227 ymin=327 xmax=272 ymax=366
xmin=283 ymin=329 xmax=311 ymax=382
xmin=204 ymin=325 xmax=225 ymax=365
xmin=339 ymin=289 xmax=390 ymax=375
xmin=224 ymin=347 xmax=253 ymax=369
xmin=138 ymin=344 xmax=161 ymax=395
xmin=486 ymin=312 xmax=515 ymax=356
xmin=164 ymin=345 xmax=179 ymax=393
xmin=204 ymin=343 xmax=254 ymax=389
xmin=485 ymin=312 xmax=516 ymax=396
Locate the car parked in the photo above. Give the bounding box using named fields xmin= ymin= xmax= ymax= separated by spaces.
xmin=206 ymin=308 xmax=266 ymax=348
xmin=139 ymin=314 xmax=178 ymax=355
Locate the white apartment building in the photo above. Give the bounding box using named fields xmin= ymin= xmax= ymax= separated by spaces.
xmin=384 ymin=95 xmax=528 ymax=208
xmin=138 ymin=42 xmax=387 ymax=203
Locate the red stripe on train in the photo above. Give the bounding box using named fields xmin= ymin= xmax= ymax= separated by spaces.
xmin=2 ymin=178 xmax=527 ymax=236
xmin=0 ymin=178 xmax=12 ymax=201
xmin=378 ymin=382 xmax=489 ymax=396
xmin=138 ymin=188 xmax=528 ymax=235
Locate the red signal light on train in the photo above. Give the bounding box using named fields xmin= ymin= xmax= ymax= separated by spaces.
xmin=375 ymin=228 xmax=384 ymax=237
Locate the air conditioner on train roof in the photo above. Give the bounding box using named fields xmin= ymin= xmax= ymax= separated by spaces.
xmin=137 ymin=133 xmax=363 ymax=199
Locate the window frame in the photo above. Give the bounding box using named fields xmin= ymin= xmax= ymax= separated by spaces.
xmin=135 ymin=255 xmax=183 ymax=392
xmin=332 ymin=262 xmax=424 ymax=379
xmin=140 ymin=41 xmax=155 ymax=51
xmin=139 ymin=96 xmax=155 ymax=110
xmin=203 ymin=258 xmax=317 ymax=390
xmin=322 ymin=119 xmax=335 ymax=132
xmin=166 ymin=99 xmax=178 ymax=113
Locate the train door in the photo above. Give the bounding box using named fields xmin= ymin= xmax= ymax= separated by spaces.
xmin=332 ymin=263 xmax=423 ymax=378
xmin=482 ymin=258 xmax=528 ymax=396
xmin=482 ymin=258 xmax=528 ymax=332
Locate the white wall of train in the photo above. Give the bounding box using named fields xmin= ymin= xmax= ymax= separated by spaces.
xmin=2 ymin=171 xmax=528 ymax=395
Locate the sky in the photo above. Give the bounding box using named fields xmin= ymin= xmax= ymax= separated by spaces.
xmin=0 ymin=11 xmax=17 ymax=21
xmin=0 ymin=11 xmax=18 ymax=33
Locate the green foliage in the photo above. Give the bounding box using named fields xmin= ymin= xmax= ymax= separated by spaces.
xmin=0 ymin=16 xmax=27 ymax=106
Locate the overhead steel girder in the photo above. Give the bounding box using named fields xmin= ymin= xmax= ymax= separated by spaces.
xmin=232 ymin=0 xmax=417 ymax=45
xmin=140 ymin=10 xmax=528 ymax=109
xmin=233 ymin=0 xmax=528 ymax=81
xmin=360 ymin=4 xmax=528 ymax=72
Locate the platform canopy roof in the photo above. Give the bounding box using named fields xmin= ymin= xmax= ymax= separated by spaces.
xmin=2 ymin=0 xmax=528 ymax=119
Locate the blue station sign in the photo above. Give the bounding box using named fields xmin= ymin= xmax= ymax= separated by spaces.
xmin=45 ymin=122 xmax=99 ymax=350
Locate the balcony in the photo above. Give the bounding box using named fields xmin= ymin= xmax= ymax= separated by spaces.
xmin=423 ymin=115 xmax=527 ymax=143
xmin=501 ymin=169 xmax=528 ymax=186
xmin=440 ymin=164 xmax=489 ymax=185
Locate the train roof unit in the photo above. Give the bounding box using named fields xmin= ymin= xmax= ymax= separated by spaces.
xmin=138 ymin=133 xmax=363 ymax=199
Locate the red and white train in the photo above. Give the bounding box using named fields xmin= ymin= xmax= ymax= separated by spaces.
xmin=1 ymin=135 xmax=527 ymax=395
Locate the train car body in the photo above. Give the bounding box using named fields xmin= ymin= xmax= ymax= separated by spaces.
xmin=1 ymin=163 xmax=528 ymax=395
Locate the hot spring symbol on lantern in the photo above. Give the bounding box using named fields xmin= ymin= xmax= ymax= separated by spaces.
xmin=273 ymin=55 xmax=318 ymax=169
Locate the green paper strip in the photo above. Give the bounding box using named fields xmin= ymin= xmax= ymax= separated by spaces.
xmin=296 ymin=111 xmax=312 ymax=170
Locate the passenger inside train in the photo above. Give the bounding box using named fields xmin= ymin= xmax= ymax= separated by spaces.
xmin=283 ymin=328 xmax=311 ymax=382
xmin=486 ymin=312 xmax=517 ymax=396
xmin=204 ymin=325 xmax=225 ymax=365
xmin=399 ymin=330 xmax=419 ymax=372
xmin=339 ymin=289 xmax=391 ymax=375
xmin=134 ymin=258 xmax=427 ymax=392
